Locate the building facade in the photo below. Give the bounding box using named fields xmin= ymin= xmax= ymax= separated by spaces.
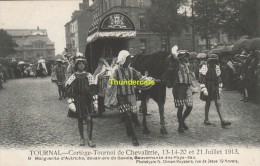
xmin=65 ymin=0 xmax=195 ymax=56
xmin=65 ymin=0 xmax=93 ymax=54
xmin=65 ymin=10 xmax=93 ymax=55
xmin=6 ymin=28 xmax=55 ymax=62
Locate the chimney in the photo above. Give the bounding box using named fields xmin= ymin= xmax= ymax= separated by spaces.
xmin=79 ymin=3 xmax=85 ymax=10
xmin=83 ymin=0 xmax=89 ymax=8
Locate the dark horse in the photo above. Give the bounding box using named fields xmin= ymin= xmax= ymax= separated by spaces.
xmin=130 ymin=51 xmax=178 ymax=134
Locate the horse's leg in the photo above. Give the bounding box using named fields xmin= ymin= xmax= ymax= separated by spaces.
xmin=141 ymin=97 xmax=150 ymax=134
xmin=158 ymin=101 xmax=167 ymax=134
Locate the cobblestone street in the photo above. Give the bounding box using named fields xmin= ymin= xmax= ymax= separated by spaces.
xmin=0 ymin=77 xmax=259 ymax=149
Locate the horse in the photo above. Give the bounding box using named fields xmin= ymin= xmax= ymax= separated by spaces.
xmin=36 ymin=59 xmax=48 ymax=78
xmin=130 ymin=51 xmax=178 ymax=134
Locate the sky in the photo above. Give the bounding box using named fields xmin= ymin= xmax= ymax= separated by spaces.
xmin=0 ymin=0 xmax=92 ymax=55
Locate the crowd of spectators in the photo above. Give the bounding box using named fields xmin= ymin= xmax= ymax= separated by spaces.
xmin=0 ymin=58 xmax=54 ymax=89
xmin=189 ymin=49 xmax=260 ymax=104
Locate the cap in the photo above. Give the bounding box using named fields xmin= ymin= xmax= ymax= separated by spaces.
xmin=56 ymin=59 xmax=62 ymax=62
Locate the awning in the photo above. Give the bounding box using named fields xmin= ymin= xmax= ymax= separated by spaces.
xmin=87 ymin=12 xmax=136 ymax=44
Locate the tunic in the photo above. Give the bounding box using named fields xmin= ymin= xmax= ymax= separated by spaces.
xmin=199 ymin=64 xmax=221 ymax=101
xmin=66 ymin=72 xmax=97 ymax=118
xmin=109 ymin=65 xmax=143 ymax=113
xmin=111 ymin=65 xmax=143 ymax=95
xmin=173 ymin=61 xmax=195 ymax=108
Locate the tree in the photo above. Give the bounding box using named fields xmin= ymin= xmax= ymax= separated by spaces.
xmin=146 ymin=0 xmax=188 ymax=52
xmin=193 ymin=0 xmax=222 ymax=49
xmin=219 ymin=0 xmax=258 ymax=39
xmin=0 ymin=29 xmax=18 ymax=58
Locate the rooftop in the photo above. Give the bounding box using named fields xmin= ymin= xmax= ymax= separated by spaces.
xmin=5 ymin=29 xmax=48 ymax=37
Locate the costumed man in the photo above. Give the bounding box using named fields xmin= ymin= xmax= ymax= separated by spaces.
xmin=171 ymin=46 xmax=197 ymax=133
xmin=240 ymin=50 xmax=250 ymax=102
xmin=51 ymin=59 xmax=67 ymax=100
xmin=246 ymin=51 xmax=259 ymax=102
xmin=65 ymin=51 xmax=80 ymax=81
xmin=199 ymin=54 xmax=231 ymax=127
xmin=93 ymin=46 xmax=117 ymax=117
xmin=108 ymin=50 xmax=153 ymax=146
xmin=65 ymin=57 xmax=98 ymax=147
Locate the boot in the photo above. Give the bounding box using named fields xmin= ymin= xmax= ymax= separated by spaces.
xmin=132 ymin=113 xmax=140 ymax=126
xmin=183 ymin=121 xmax=189 ymax=130
xmin=204 ymin=120 xmax=212 ymax=126
xmin=221 ymin=121 xmax=231 ymax=128
xmin=132 ymin=137 xmax=139 ymax=146
xmin=125 ymin=123 xmax=131 ymax=137
xmin=79 ymin=139 xmax=86 ymax=146
xmin=88 ymin=140 xmax=96 ymax=147
xmin=178 ymin=121 xmax=184 ymax=133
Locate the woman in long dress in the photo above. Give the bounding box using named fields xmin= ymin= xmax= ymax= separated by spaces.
xmin=93 ymin=46 xmax=117 ymax=116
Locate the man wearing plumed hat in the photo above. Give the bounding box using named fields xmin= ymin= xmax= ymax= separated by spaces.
xmin=171 ymin=46 xmax=197 ymax=133
xmin=199 ymin=54 xmax=231 ymax=128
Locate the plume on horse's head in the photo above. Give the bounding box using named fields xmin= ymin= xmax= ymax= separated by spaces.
xmin=171 ymin=45 xmax=178 ymax=56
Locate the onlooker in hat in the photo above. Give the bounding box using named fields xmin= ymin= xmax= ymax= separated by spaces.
xmin=246 ymin=50 xmax=259 ymax=103
xmin=66 ymin=57 xmax=75 ymax=81
xmin=52 ymin=59 xmax=66 ymax=100
xmin=233 ymin=54 xmax=243 ymax=91
xmin=65 ymin=52 xmax=83 ymax=81
xmin=240 ymin=50 xmax=250 ymax=102
xmin=257 ymin=59 xmax=260 ymax=103
xmin=199 ymin=54 xmax=231 ymax=128
xmin=31 ymin=63 xmax=37 ymax=79
xmin=65 ymin=57 xmax=98 ymax=147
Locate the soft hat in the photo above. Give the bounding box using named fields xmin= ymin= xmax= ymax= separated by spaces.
xmin=56 ymin=59 xmax=62 ymax=62
xmin=116 ymin=50 xmax=131 ymax=65
xmin=177 ymin=50 xmax=189 ymax=58
xmin=208 ymin=54 xmax=218 ymax=60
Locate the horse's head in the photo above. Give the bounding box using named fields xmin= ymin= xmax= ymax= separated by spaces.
xmin=162 ymin=54 xmax=179 ymax=88
xmin=130 ymin=51 xmax=169 ymax=79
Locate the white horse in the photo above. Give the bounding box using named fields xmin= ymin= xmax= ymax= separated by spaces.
xmin=37 ymin=58 xmax=48 ymax=77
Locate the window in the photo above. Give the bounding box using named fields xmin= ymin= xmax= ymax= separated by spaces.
xmin=72 ymin=40 xmax=75 ymax=47
xmin=34 ymin=41 xmax=45 ymax=48
xmin=104 ymin=0 xmax=108 ymax=11
xmin=161 ymin=39 xmax=167 ymax=51
xmin=140 ymin=39 xmax=146 ymax=54
xmin=139 ymin=14 xmax=146 ymax=30
xmin=138 ymin=0 xmax=144 ymax=7
xmin=100 ymin=1 xmax=103 ymax=13
xmin=121 ymin=0 xmax=126 ymax=6
xmin=47 ymin=50 xmax=52 ymax=55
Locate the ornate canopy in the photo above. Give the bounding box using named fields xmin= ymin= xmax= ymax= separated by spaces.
xmin=87 ymin=12 xmax=136 ymax=43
